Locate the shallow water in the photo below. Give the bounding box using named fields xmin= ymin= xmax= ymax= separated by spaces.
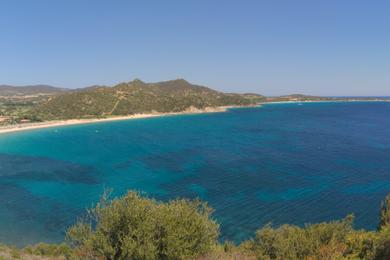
xmin=0 ymin=102 xmax=390 ymax=246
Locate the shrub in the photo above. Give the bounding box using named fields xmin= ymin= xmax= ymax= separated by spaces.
xmin=66 ymin=191 xmax=219 ymax=260
xmin=346 ymin=230 xmax=377 ymax=259
xmin=374 ymin=225 xmax=390 ymax=260
xmin=379 ymin=194 xmax=390 ymax=230
xmin=23 ymin=242 xmax=73 ymax=257
xmin=251 ymin=215 xmax=354 ymax=259
xmin=3 ymin=191 xmax=389 ymax=259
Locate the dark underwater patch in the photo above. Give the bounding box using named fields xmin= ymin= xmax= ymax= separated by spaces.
xmin=142 ymin=148 xmax=201 ymax=173
xmin=0 ymin=153 xmax=98 ymax=184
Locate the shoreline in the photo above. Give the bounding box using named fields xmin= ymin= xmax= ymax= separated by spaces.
xmin=0 ymin=105 xmax=242 ymax=135
xmin=261 ymin=99 xmax=390 ymax=105
xmin=0 ymin=99 xmax=388 ymax=135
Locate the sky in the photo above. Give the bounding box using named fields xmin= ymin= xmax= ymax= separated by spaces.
xmin=0 ymin=0 xmax=389 ymax=96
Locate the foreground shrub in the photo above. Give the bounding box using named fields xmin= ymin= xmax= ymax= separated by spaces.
xmin=66 ymin=191 xmax=219 ymax=259
xmin=379 ymin=194 xmax=390 ymax=230
xmin=197 ymin=241 xmax=256 ymax=260
xmin=2 ymin=191 xmax=388 ymax=259
xmin=346 ymin=230 xmax=377 ymax=259
xmin=250 ymin=215 xmax=354 ymax=259
xmin=374 ymin=225 xmax=390 ymax=260
xmin=23 ymin=242 xmax=73 ymax=257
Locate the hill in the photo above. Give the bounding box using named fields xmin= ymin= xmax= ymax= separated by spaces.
xmin=31 ymin=79 xmax=265 ymax=120
xmin=0 ymin=85 xmax=66 ymax=97
xmin=0 ymin=85 xmax=67 ymax=125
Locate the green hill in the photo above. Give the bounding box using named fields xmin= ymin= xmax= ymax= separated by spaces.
xmin=0 ymin=84 xmax=66 ymax=97
xmin=31 ymin=79 xmax=265 ymax=120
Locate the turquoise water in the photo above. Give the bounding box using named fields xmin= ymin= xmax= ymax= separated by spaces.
xmin=1 ymin=102 xmax=390 ymax=246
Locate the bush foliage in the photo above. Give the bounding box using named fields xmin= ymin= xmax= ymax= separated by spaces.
xmin=3 ymin=191 xmax=390 ymax=259
xmin=66 ymin=191 xmax=219 ymax=259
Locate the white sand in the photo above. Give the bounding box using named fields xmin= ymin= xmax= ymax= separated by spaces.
xmin=0 ymin=100 xmax=387 ymax=135
xmin=0 ymin=106 xmax=238 ymax=135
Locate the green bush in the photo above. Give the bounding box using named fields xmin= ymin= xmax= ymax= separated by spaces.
xmin=346 ymin=230 xmax=377 ymax=259
xmin=250 ymin=215 xmax=354 ymax=259
xmin=23 ymin=242 xmax=73 ymax=257
xmin=2 ymin=191 xmax=390 ymax=259
xmin=374 ymin=226 xmax=390 ymax=260
xmin=379 ymin=194 xmax=390 ymax=230
xmin=66 ymin=191 xmax=219 ymax=260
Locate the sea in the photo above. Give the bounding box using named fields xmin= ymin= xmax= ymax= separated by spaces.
xmin=0 ymin=101 xmax=390 ymax=246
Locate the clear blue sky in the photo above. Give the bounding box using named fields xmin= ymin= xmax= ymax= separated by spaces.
xmin=1 ymin=0 xmax=389 ymax=96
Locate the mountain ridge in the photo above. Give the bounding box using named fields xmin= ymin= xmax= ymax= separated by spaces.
xmin=29 ymin=79 xmax=265 ymax=120
xmin=0 ymin=84 xmax=67 ymax=96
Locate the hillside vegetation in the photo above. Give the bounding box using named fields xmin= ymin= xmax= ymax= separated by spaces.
xmin=0 ymin=85 xmax=65 ymax=97
xmin=0 ymin=85 xmax=65 ymax=125
xmin=2 ymin=191 xmax=390 ymax=260
xmin=30 ymin=79 xmax=264 ymax=120
xmin=2 ymin=79 xmax=389 ymax=125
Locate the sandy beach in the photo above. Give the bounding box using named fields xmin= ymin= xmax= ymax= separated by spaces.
xmin=0 ymin=105 xmax=237 ymax=135
xmin=1 ymin=100 xmax=387 ymax=135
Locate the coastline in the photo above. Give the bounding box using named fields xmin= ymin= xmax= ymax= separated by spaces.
xmin=0 ymin=105 xmax=242 ymax=135
xmin=261 ymin=99 xmax=390 ymax=105
xmin=0 ymin=99 xmax=388 ymax=135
